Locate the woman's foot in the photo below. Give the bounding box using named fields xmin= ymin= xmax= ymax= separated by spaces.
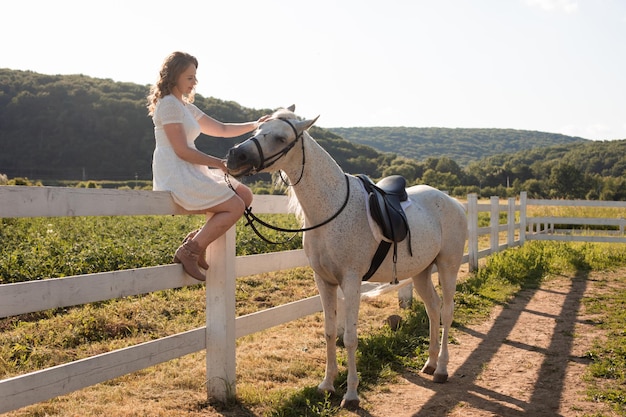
xmin=174 ymin=230 xmax=209 ymax=270
xmin=174 ymin=239 xmax=206 ymax=281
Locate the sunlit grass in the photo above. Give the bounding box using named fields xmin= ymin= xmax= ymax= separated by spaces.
xmin=583 ymin=273 xmax=626 ymax=414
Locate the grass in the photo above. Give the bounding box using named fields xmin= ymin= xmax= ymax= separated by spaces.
xmin=582 ymin=273 xmax=626 ymax=414
xmin=2 ymin=212 xmax=626 ymax=415
xmin=0 ymin=214 xmax=302 ymax=284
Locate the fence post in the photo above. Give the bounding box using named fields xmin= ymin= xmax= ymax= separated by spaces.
xmin=519 ymin=192 xmax=527 ymax=245
xmin=205 ymin=225 xmax=237 ymax=403
xmin=490 ymin=196 xmax=499 ymax=254
xmin=507 ymin=197 xmax=515 ymax=247
xmin=467 ymin=193 xmax=478 ymax=271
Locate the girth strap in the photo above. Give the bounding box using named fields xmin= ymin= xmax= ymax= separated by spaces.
xmin=361 ymin=240 xmax=392 ymax=282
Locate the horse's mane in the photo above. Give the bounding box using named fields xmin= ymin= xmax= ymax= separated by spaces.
xmin=272 ymin=108 xmax=295 ymax=120
xmin=271 ymin=107 xmax=306 ymax=224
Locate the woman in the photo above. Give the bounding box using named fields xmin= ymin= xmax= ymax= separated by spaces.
xmin=147 ymin=51 xmax=268 ymax=281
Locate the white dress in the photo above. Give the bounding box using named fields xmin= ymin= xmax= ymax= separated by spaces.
xmin=151 ymin=95 xmax=241 ymax=211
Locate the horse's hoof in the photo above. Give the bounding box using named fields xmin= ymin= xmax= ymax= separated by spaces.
xmin=421 ymin=364 xmax=436 ymax=375
xmin=317 ymin=385 xmax=335 ymax=395
xmin=340 ymin=398 xmax=360 ymax=410
xmin=433 ymin=372 xmax=448 ymax=383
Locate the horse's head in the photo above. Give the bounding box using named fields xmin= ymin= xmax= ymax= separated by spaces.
xmin=226 ymin=105 xmax=319 ymax=177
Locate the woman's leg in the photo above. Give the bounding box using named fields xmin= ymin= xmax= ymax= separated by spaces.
xmin=234 ymin=183 xmax=253 ymax=208
xmin=193 ymin=192 xmax=247 ymax=249
xmin=176 ymin=185 xmax=252 ymax=281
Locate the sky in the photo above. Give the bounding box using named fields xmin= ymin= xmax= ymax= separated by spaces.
xmin=2 ymin=0 xmax=625 ymax=141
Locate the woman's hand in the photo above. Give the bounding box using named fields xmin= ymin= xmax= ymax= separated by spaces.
xmin=217 ymin=159 xmax=229 ymax=174
xmin=255 ymin=114 xmax=271 ymax=128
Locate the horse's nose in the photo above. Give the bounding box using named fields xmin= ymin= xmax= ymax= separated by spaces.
xmin=228 ymin=147 xmax=244 ymax=161
xmin=226 ymin=146 xmax=247 ymax=169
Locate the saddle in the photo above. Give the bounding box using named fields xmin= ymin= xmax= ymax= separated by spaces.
xmin=357 ymin=174 xmax=413 ymax=282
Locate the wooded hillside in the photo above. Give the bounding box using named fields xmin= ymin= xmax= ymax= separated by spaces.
xmin=2 ymin=69 xmax=625 ymax=200
xmin=0 ymin=69 xmax=392 ymax=181
xmin=328 ymin=127 xmax=590 ymax=167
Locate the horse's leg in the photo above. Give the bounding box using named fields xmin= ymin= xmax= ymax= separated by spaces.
xmin=412 ymin=265 xmax=442 ymax=377
xmin=431 ymin=261 xmax=459 ymax=383
xmin=339 ymin=273 xmax=362 ymax=409
xmin=336 ymin=287 xmax=346 ymax=335
xmin=315 ymin=273 xmax=338 ymax=395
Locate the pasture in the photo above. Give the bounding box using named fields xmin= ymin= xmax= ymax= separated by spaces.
xmin=1 ymin=203 xmax=626 ymax=416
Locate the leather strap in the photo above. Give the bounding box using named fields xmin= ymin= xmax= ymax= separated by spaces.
xmin=362 ymin=240 xmax=392 ymax=281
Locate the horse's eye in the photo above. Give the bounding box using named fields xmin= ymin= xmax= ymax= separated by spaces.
xmin=276 ymin=135 xmax=288 ymax=143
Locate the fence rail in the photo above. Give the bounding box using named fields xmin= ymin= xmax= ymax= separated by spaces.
xmin=526 ymin=196 xmax=626 ymax=244
xmin=1 ymin=186 xmax=625 ymax=413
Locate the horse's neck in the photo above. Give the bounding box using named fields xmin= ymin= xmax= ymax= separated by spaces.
xmin=285 ymin=134 xmax=346 ymax=224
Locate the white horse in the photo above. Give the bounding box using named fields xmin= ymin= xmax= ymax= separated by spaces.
xmin=226 ymin=106 xmax=467 ymax=408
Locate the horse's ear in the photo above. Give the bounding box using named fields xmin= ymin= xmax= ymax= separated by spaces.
xmin=295 ymin=115 xmax=319 ymax=133
xmin=287 ymin=104 xmax=296 ymax=112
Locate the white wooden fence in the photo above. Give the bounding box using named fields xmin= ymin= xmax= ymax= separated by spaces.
xmin=522 ymin=193 xmax=626 ymax=243
xmin=1 ymin=187 xmax=625 ymax=413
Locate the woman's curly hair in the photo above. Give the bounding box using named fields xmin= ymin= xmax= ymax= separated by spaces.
xmin=147 ymin=51 xmax=198 ymax=115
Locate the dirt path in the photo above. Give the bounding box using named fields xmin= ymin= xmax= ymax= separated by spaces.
xmin=353 ymin=271 xmax=620 ymax=417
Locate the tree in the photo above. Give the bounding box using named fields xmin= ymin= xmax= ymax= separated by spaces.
xmin=549 ymin=163 xmax=586 ymax=199
xmin=421 ymin=169 xmax=461 ymax=190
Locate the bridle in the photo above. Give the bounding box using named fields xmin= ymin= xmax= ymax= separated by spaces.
xmin=226 ymin=117 xmax=351 ymax=245
xmin=246 ymin=118 xmax=305 ymax=187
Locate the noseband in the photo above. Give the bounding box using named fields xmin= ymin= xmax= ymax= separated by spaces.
xmin=248 ymin=118 xmax=305 ymax=185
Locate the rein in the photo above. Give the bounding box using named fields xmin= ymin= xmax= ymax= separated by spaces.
xmin=241 ymin=174 xmax=351 ymax=244
xmin=226 ymin=117 xmax=351 ymax=245
xmin=226 ymin=172 xmax=350 ymax=245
